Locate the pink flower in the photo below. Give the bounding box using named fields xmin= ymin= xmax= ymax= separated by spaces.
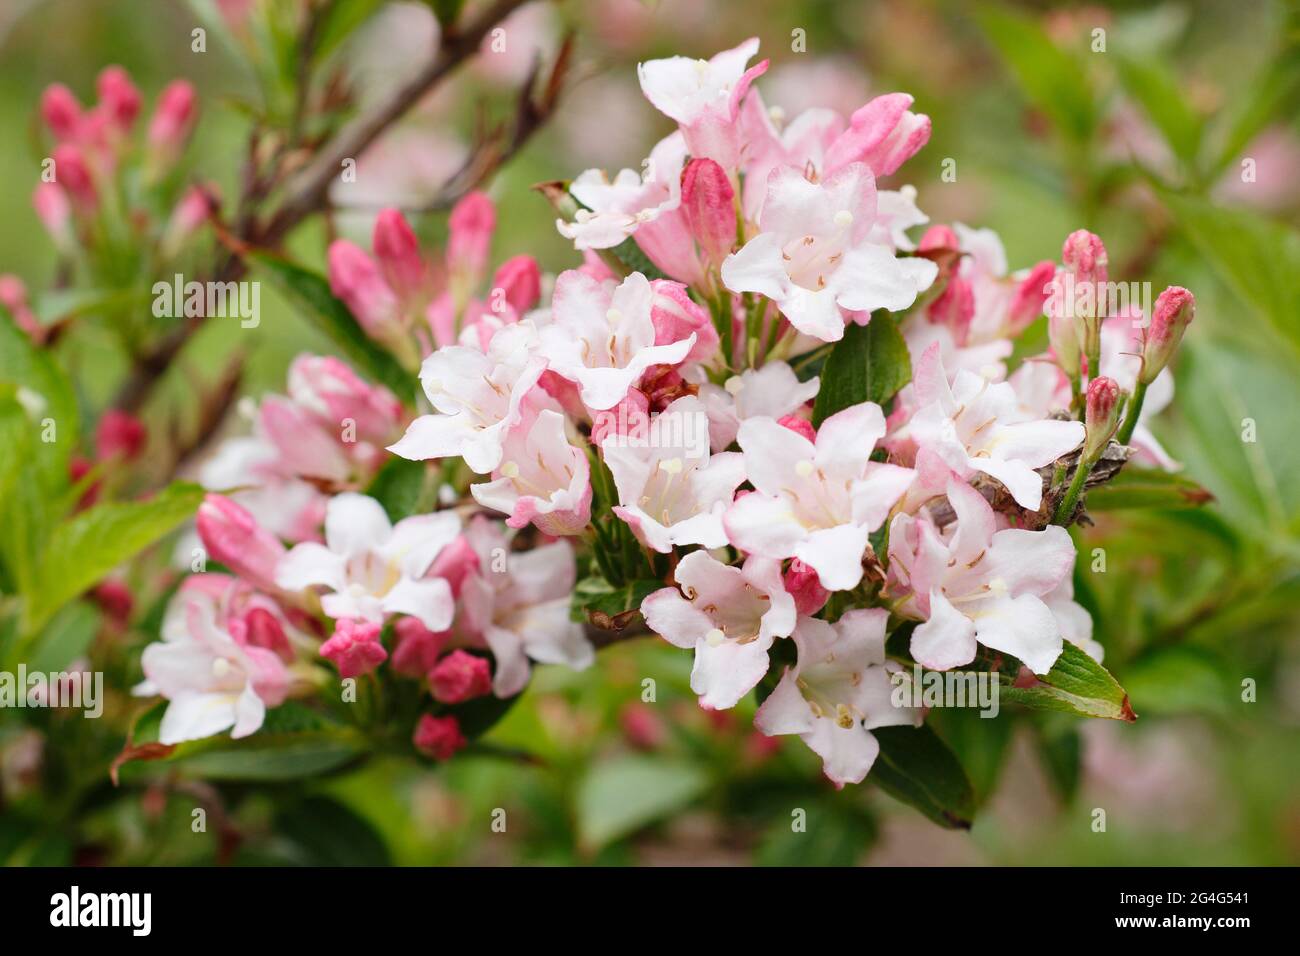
xmin=887 ymin=479 xmax=1074 ymax=674
xmin=447 ymin=191 xmax=495 ymax=299
xmin=196 ymin=494 xmax=287 ymax=593
xmin=328 ymin=239 xmax=403 ymax=344
xmin=413 ymin=714 xmax=466 ymax=760
xmin=286 ymin=353 xmax=404 ymax=451
xmin=538 ymin=270 xmax=696 ymax=411
xmin=490 ymin=255 xmax=542 ymax=315
xmin=276 ymin=493 xmax=460 ymax=630
xmin=40 ymin=84 xmax=83 ymax=140
xmin=724 ymin=402 xmax=915 ymax=591
xmin=146 ymin=80 xmax=197 ymax=169
xmin=603 ymin=395 xmax=745 ymax=552
xmin=754 ymin=609 xmax=920 ymax=788
xmin=96 ymin=66 xmax=141 ymax=134
xmin=822 ymin=93 xmax=932 ymax=178
xmin=1141 ymin=286 xmax=1194 ymax=384
xmin=470 ymin=405 xmax=592 ymax=536
xmin=642 ymin=551 xmax=795 ymax=709
xmin=52 ymin=144 xmax=97 ymax=211
xmin=721 ymin=164 xmax=937 ymax=341
xmin=648 ymin=278 xmax=719 ymax=365
xmin=637 ymin=38 xmax=769 ymax=170
xmin=680 ymin=157 xmax=736 ymax=272
xmin=698 ymin=361 xmax=820 ymax=452
xmin=428 ymin=650 xmax=493 ymax=704
xmin=784 ymin=558 xmax=830 ymax=616
xmin=390 ymin=617 xmax=449 ymax=678
xmin=1084 ymin=375 xmax=1122 ymax=458
xmin=372 ymin=207 xmax=430 ymax=304
xmin=320 ymin=618 xmax=388 ymax=678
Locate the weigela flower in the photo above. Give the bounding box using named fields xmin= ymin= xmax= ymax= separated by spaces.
xmin=389 ymin=322 xmax=546 ymax=473
xmin=642 ymin=551 xmax=795 ymax=709
xmin=721 ymin=163 xmax=938 ymax=342
xmin=754 ymin=609 xmax=921 ymax=788
xmin=725 ymin=402 xmax=915 ymax=591
xmin=697 ymin=360 xmax=820 ymax=452
xmin=538 ymin=270 xmax=696 ymax=411
xmin=470 ymin=405 xmax=592 ymax=535
xmin=602 ymin=395 xmax=745 ymax=552
xmin=458 ymin=518 xmax=593 ymax=698
xmin=900 ymin=343 xmax=1084 ymax=511
xmin=276 ymin=493 xmax=460 ymax=631
xmin=320 ymin=618 xmax=387 ymax=678
xmin=887 ymin=479 xmax=1074 ymax=674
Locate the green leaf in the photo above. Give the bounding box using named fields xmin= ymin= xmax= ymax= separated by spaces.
xmin=811 ymin=313 xmax=911 ymax=427
xmin=607 ymin=237 xmax=670 ymax=281
xmin=365 ymin=456 xmax=429 ymax=523
xmin=1115 ymin=55 xmax=1203 ymax=168
xmin=999 ymin=641 xmax=1136 ymax=722
xmin=978 ymin=6 xmax=1097 ymax=145
xmin=1086 ymin=466 xmax=1214 ymax=511
xmin=252 ymin=252 xmax=416 ymax=399
xmin=575 ymin=755 xmax=708 ymax=851
xmin=1033 ymin=720 xmax=1082 ymax=803
xmin=1161 ymin=191 xmax=1300 ymax=350
xmin=926 ymin=706 xmax=1014 ymax=807
xmin=756 ymin=799 xmax=876 ymax=866
xmin=273 ymin=795 xmax=392 ymax=866
xmin=871 ymin=724 xmax=976 ymax=829
xmin=312 ymin=0 xmax=387 ymax=63
xmin=0 ymin=311 xmax=78 ymax=483
xmin=572 ymin=575 xmax=661 ymax=619
xmin=23 ymin=482 xmax=206 ymax=636
xmin=28 ymin=600 xmax=99 ymax=673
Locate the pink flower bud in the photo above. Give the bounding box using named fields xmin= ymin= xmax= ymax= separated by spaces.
xmin=825 ymin=93 xmax=931 ymax=177
xmin=777 ymin=414 xmax=817 ymax=444
xmin=241 ymin=606 xmax=293 ymax=662
xmin=649 ymin=279 xmax=718 ymax=363
xmin=0 ymin=274 xmax=42 ymax=340
xmin=681 ymin=158 xmax=736 ymax=271
xmin=1061 ymin=230 xmax=1108 ymax=329
xmin=1084 ymin=376 xmax=1122 ymax=459
xmin=620 ymin=702 xmax=666 ymax=750
xmin=320 ymin=618 xmax=387 ymax=678
xmin=372 ymin=208 xmax=428 ymax=303
xmin=428 ymin=650 xmax=493 ymax=704
xmin=286 ymin=354 xmax=403 ymax=448
xmin=490 ymin=255 xmax=541 ymax=315
xmin=1047 ymin=273 xmax=1082 ymax=379
xmin=447 ymin=191 xmax=495 ymax=292
xmin=195 ymin=493 xmax=287 ymax=592
xmin=32 ymin=182 xmax=72 ymax=250
xmin=413 ymin=713 xmax=466 ymax=760
xmin=92 ymin=578 xmax=134 ymax=626
xmin=52 ymin=145 xmax=97 ymax=211
xmin=95 ymin=409 xmax=146 ymax=460
xmin=328 ymin=239 xmax=401 ymax=340
xmin=784 ymin=558 xmax=830 ymax=616
xmin=40 ymin=84 xmax=83 ymax=140
xmin=1008 ymin=260 xmax=1056 ymax=334
xmin=926 ymin=273 xmax=974 ymax=344
xmin=162 ymin=184 xmax=216 ymax=256
xmin=917 ymin=224 xmax=959 ymax=252
xmin=1140 ymin=286 xmax=1194 ymax=385
xmin=391 ymin=617 xmax=448 ymax=677
xmin=146 ymin=80 xmax=196 ymax=170
xmin=96 ymin=66 xmax=141 ymax=134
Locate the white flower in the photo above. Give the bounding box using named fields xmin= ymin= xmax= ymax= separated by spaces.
xmin=276 ymin=493 xmax=459 ymax=631
xmin=754 ymin=609 xmax=921 ymax=787
xmin=697 ymin=360 xmax=820 ymax=452
xmin=642 ymin=551 xmax=795 ymax=709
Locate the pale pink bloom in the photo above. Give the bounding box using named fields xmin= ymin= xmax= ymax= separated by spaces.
xmin=558 ymin=132 xmax=688 ymax=251
xmin=637 ymin=37 xmax=769 ymax=170
xmin=642 ymin=551 xmax=795 ymax=709
xmin=724 ymin=402 xmax=915 ymax=591
xmin=320 ymin=618 xmax=387 ymax=678
xmin=900 ymin=343 xmax=1084 ymax=511
xmin=697 ymin=360 xmax=819 ymax=452
xmin=161 ymin=184 xmax=217 ymax=257
xmin=287 ymin=354 xmax=404 ymax=452
xmin=602 ymin=395 xmax=745 ymax=552
xmin=784 ymin=558 xmax=830 ymax=616
xmin=887 ymin=479 xmax=1074 ymax=674
xmin=680 ymin=157 xmax=736 ymax=272
xmin=372 ymin=207 xmax=431 ymax=303
xmin=196 ymin=493 xmax=286 ymax=593
xmin=390 ymin=322 xmax=546 ymax=473
xmin=276 ymin=493 xmax=460 ymax=631
xmin=754 ymin=609 xmax=921 ymax=788
xmin=40 ymin=83 xmax=83 ymax=140
xmin=470 ymin=406 xmax=592 ymax=535
xmin=458 ymin=518 xmax=592 ymax=697
xmin=649 ymin=278 xmax=718 ymax=365
xmin=391 ymin=617 xmax=449 ymax=678
xmin=538 ymin=270 xmax=695 ymax=411
xmin=136 ymin=590 xmax=289 ymax=745
xmin=197 ymin=432 xmax=328 ymax=545
xmin=96 ymin=65 xmax=141 ymax=134
xmin=1043 ymin=560 xmax=1102 ymax=662
xmin=721 ymin=164 xmax=937 ymax=342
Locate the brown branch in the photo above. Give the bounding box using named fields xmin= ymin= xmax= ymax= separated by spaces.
xmin=113 ymin=0 xmax=534 ymax=414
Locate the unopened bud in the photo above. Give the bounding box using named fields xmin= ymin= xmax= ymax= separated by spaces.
xmin=681 ymin=158 xmax=736 ymax=271
xmin=413 ymin=713 xmax=466 ymax=760
xmin=1140 ymin=286 xmax=1194 ymax=385
xmin=1084 ymin=376 xmax=1122 ymax=459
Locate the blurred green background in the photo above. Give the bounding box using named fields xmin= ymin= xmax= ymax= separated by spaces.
xmin=2 ymin=0 xmax=1299 ymax=865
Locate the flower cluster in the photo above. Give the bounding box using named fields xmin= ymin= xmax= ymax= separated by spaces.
xmin=132 ymin=39 xmax=1195 ymax=787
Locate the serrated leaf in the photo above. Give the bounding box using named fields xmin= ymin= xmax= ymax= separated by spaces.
xmin=24 ymin=482 xmax=206 ymax=636
xmin=871 ymin=724 xmax=975 ymax=829
xmin=1086 ymin=467 xmax=1214 ymax=511
xmin=252 ymin=252 xmax=416 ymax=399
xmin=811 ymin=313 xmax=910 ymax=427
xmin=999 ymin=641 xmax=1136 ymax=722
xmin=575 ymin=755 xmax=708 ymax=851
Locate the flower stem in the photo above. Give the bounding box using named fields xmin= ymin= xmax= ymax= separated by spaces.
xmin=1052 ymin=456 xmax=1095 ymax=525
xmin=1115 ymin=379 xmax=1147 ymax=445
